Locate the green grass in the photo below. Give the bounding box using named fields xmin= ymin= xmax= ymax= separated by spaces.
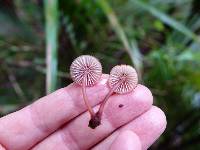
xmin=131 ymin=0 xmax=200 ymax=43
xmin=44 ymin=0 xmax=59 ymax=93
xmin=97 ymin=0 xmax=143 ymax=79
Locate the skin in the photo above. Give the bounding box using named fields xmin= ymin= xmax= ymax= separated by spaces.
xmin=109 ymin=130 xmax=142 ymax=150
xmin=0 ymin=74 xmax=166 ymax=150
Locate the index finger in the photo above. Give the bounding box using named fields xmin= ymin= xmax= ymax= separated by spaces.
xmin=0 ymin=75 xmax=109 ymax=150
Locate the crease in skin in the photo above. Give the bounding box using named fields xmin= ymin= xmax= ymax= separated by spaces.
xmin=28 ymin=87 xmax=76 ymax=135
xmin=28 ymin=105 xmax=52 ymax=135
xmin=59 ymin=130 xmax=80 ymax=150
xmin=0 ymin=143 xmax=6 ymax=150
xmin=109 ymin=130 xmax=142 ymax=150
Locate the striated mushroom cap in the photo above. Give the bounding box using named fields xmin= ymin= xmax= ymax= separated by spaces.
xmin=70 ymin=55 xmax=102 ymax=86
xmin=108 ymin=65 xmax=138 ymax=94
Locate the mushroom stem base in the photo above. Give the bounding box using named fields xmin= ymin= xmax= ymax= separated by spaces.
xmin=88 ymin=112 xmax=101 ymax=129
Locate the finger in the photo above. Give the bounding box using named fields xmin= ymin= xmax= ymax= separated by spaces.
xmin=93 ymin=106 xmax=167 ymax=150
xmin=32 ymin=85 xmax=153 ymax=150
xmin=0 ymin=75 xmax=109 ymax=150
xmin=109 ymin=130 xmax=141 ymax=150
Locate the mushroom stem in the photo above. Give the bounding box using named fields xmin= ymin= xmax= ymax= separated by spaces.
xmin=97 ymin=84 xmax=117 ymax=118
xmin=88 ymin=79 xmax=125 ymax=129
xmin=82 ymin=76 xmax=95 ymax=117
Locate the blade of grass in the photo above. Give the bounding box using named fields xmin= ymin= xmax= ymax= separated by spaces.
xmin=44 ymin=0 xmax=59 ymax=93
xmin=5 ymin=67 xmax=26 ymax=102
xmin=131 ymin=0 xmax=200 ymax=43
xmin=97 ymin=0 xmax=143 ymax=79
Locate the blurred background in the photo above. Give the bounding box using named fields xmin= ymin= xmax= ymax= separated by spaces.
xmin=0 ymin=0 xmax=200 ymax=149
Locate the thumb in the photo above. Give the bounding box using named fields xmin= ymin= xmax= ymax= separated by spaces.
xmin=109 ymin=130 xmax=141 ymax=150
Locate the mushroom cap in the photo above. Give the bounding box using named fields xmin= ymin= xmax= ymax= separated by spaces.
xmin=70 ymin=55 xmax=102 ymax=86
xmin=108 ymin=65 xmax=138 ymax=94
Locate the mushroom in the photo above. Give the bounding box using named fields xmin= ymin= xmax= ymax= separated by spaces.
xmin=70 ymin=55 xmax=102 ymax=121
xmin=89 ymin=65 xmax=138 ymax=129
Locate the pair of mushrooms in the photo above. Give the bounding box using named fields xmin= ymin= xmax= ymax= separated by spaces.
xmin=70 ymin=55 xmax=138 ymax=129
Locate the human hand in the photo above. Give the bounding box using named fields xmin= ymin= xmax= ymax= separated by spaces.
xmin=0 ymin=74 xmax=166 ymax=150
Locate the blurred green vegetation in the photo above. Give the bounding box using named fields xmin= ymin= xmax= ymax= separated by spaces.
xmin=0 ymin=0 xmax=200 ymax=149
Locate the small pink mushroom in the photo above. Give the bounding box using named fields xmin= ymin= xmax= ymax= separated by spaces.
xmin=109 ymin=65 xmax=138 ymax=94
xmin=70 ymin=55 xmax=102 ymax=120
xmin=89 ymin=65 xmax=138 ymax=129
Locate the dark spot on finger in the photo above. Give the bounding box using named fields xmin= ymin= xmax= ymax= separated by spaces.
xmin=119 ymin=104 xmax=123 ymax=108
